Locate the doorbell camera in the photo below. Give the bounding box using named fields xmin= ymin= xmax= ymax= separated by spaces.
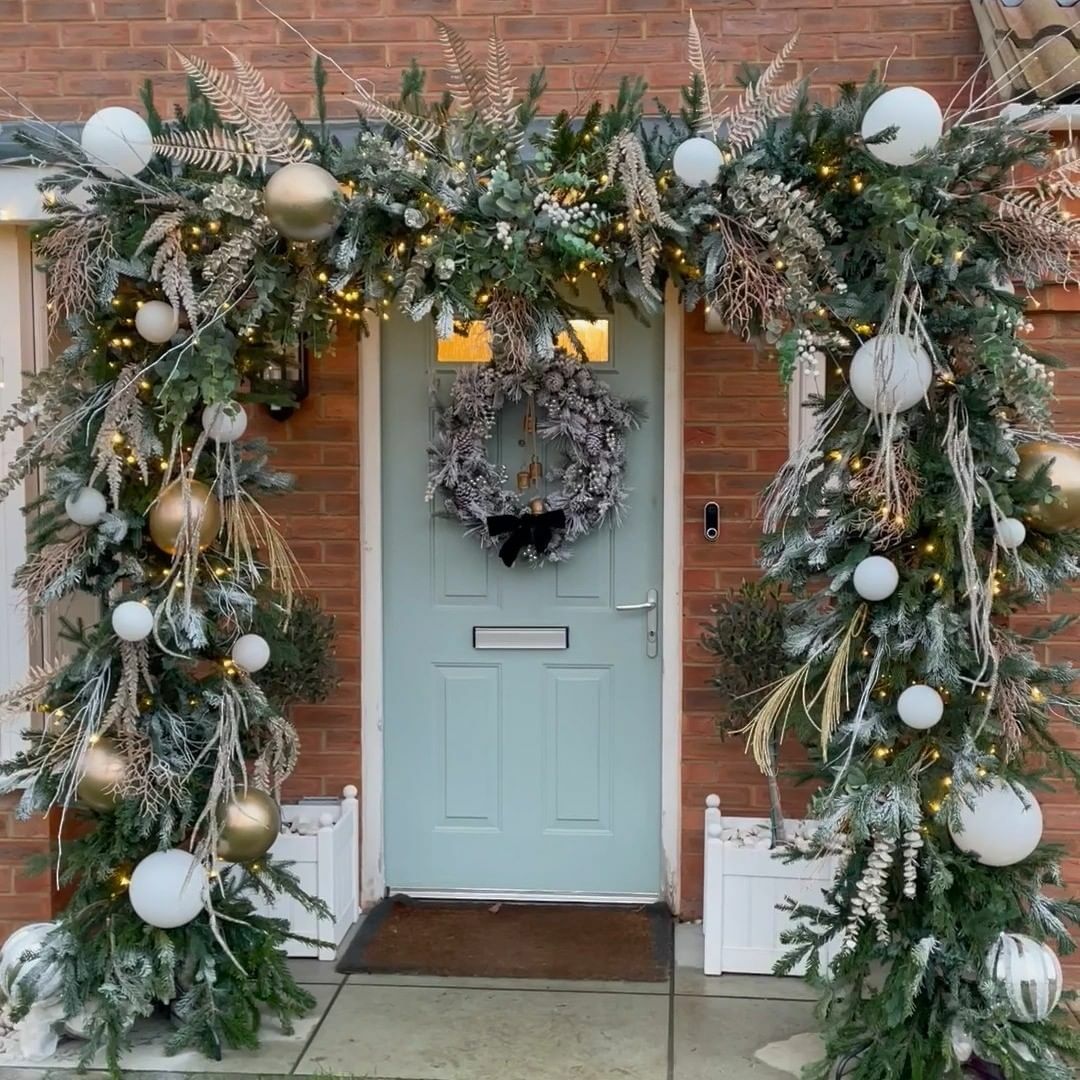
xmin=704 ymin=502 xmax=719 ymax=542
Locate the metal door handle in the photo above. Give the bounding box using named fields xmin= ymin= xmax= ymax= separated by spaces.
xmin=616 ymin=589 xmax=658 ymax=658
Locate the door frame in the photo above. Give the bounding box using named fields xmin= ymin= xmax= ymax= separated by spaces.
xmin=359 ymin=290 xmax=684 ymax=911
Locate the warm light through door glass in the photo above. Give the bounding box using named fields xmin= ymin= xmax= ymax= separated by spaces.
xmin=436 ymin=319 xmax=609 ymax=364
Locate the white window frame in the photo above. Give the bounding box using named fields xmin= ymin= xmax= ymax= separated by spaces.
xmin=788 ymin=359 xmax=826 ymax=455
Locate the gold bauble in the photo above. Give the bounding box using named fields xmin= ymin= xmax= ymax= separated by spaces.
xmin=76 ymin=736 xmax=128 ymax=812
xmin=529 ymin=498 xmax=546 ymax=515
xmin=263 ymin=162 xmax=343 ymax=242
xmin=217 ymin=788 xmax=281 ymax=863
xmin=1016 ymin=441 xmax=1080 ymax=533
xmin=148 ymin=479 xmax=221 ymax=555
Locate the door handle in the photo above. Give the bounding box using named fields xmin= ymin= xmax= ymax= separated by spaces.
xmin=615 ymin=588 xmax=658 ymax=658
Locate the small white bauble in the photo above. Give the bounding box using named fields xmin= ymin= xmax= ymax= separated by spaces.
xmin=672 ymin=136 xmax=724 ymax=187
xmin=64 ymin=486 xmax=107 ymax=527
xmin=134 ymin=300 xmax=179 ymax=344
xmin=948 ymin=1021 xmax=973 ymax=1064
xmin=897 ymin=684 xmax=944 ymax=730
xmin=128 ymin=849 xmax=206 ymax=929
xmin=0 ymin=922 xmax=64 ymax=1005
xmin=860 ymin=86 xmax=943 ymax=166
xmin=950 ymin=778 xmax=1043 ymax=867
xmin=852 ymin=555 xmax=899 ymax=601
xmin=986 ymin=932 xmax=1063 ymax=1023
xmin=201 ymin=401 xmax=248 ymax=444
xmin=80 ymin=106 xmax=154 ymax=179
xmin=111 ymin=600 xmax=154 ymax=643
xmin=849 ymin=333 xmax=933 ymax=413
xmin=231 ymin=633 xmax=270 ymax=674
xmin=995 ymin=516 xmax=1026 ymax=550
xmin=994 ymin=272 xmax=1016 ymax=296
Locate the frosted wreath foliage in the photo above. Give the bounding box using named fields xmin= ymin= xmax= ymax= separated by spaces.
xmin=427 ymin=351 xmax=644 ymax=562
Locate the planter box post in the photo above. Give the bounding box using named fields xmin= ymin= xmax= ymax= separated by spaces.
xmin=703 ymin=793 xmax=725 ymax=975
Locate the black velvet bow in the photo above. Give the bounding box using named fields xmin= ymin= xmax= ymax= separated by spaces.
xmin=486 ymin=508 xmax=567 ymax=567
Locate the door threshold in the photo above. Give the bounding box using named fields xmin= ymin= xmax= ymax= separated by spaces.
xmin=388 ymin=887 xmax=662 ymax=905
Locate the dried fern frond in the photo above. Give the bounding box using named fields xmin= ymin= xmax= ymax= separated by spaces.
xmin=687 ymin=10 xmax=716 ymax=138
xmin=348 ymin=81 xmax=443 ymax=153
xmin=35 ymin=212 xmax=117 ymax=335
xmin=723 ymin=35 xmax=800 ymax=156
xmin=151 ymin=228 xmax=199 ymax=327
xmin=982 ymin=190 xmax=1080 ymax=285
xmin=13 ymin=533 xmax=90 ymax=612
xmin=0 ymin=658 xmax=67 ymax=712
xmin=484 ymin=28 xmax=517 ymax=130
xmin=435 ymin=19 xmax=489 ymax=115
xmin=153 ymin=127 xmax=266 ymax=174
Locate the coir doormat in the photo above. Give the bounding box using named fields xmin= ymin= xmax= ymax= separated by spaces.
xmin=336 ymin=895 xmax=672 ymax=982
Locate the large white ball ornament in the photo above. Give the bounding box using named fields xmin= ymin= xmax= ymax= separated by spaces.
xmin=860 ymin=86 xmax=943 ymax=166
xmin=201 ymin=401 xmax=248 ymax=444
xmin=852 ymin=555 xmax=899 ymax=601
xmin=986 ymin=932 xmax=1063 ymax=1023
xmin=231 ymin=633 xmax=270 ymax=674
xmin=80 ymin=106 xmax=154 ymax=179
xmin=134 ymin=300 xmax=179 ymax=344
xmin=111 ymin=600 xmax=154 ymax=643
xmin=897 ymin=684 xmax=944 ymax=730
xmin=672 ymin=136 xmax=724 ymax=187
xmin=128 ymin=849 xmax=206 ymax=929
xmin=64 ymin=486 xmax=107 ymax=527
xmin=996 ymin=517 xmax=1027 ymax=550
xmin=950 ymin=778 xmax=1043 ymax=867
xmin=849 ymin=333 xmax=933 ymax=413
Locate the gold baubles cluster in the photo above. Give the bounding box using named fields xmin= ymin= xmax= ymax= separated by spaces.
xmin=217 ymin=788 xmax=281 ymax=863
xmin=76 ymin=736 xmax=128 ymax=812
xmin=263 ymin=162 xmax=344 ymax=243
xmin=148 ymin=479 xmax=222 ymax=555
xmin=1017 ymin=441 xmax=1080 ymax=533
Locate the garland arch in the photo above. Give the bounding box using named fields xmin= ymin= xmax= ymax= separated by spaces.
xmin=0 ymin=12 xmax=1076 ymax=1078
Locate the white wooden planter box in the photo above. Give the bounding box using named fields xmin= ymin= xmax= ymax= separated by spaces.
xmin=703 ymin=794 xmax=841 ymax=976
xmin=255 ymin=785 xmax=360 ymax=960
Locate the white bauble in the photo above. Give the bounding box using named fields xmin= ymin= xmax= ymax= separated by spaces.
xmin=111 ymin=600 xmax=154 ymax=643
xmin=948 ymin=1021 xmax=973 ymax=1064
xmin=860 ymin=86 xmax=943 ymax=166
xmin=0 ymin=922 xmax=64 ymax=1005
xmin=950 ymin=778 xmax=1043 ymax=867
xmin=897 ymin=684 xmax=944 ymax=730
xmin=128 ymin=849 xmax=206 ymax=929
xmin=996 ymin=516 xmax=1027 ymax=550
xmin=852 ymin=555 xmax=899 ymax=601
xmin=201 ymin=401 xmax=248 ymax=444
xmin=134 ymin=300 xmax=179 ymax=344
xmin=64 ymin=486 xmax=107 ymax=527
xmin=80 ymin=106 xmax=153 ymax=179
xmin=986 ymin=932 xmax=1063 ymax=1023
xmin=849 ymin=333 xmax=933 ymax=413
xmin=672 ymin=136 xmax=724 ymax=187
xmin=994 ymin=272 xmax=1016 ymax=296
xmin=231 ymin=633 xmax=270 ymax=674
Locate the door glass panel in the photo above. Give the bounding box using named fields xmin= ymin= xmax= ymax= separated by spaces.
xmin=436 ymin=319 xmax=609 ymax=364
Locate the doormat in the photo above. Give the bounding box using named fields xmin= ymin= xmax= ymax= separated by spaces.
xmin=336 ymin=896 xmax=672 ymax=982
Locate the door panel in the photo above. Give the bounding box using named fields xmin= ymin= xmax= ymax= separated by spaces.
xmin=382 ymin=303 xmax=664 ymax=898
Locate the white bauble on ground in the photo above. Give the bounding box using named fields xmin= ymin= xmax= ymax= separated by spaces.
xmin=897 ymin=684 xmax=944 ymax=730
xmin=231 ymin=633 xmax=270 ymax=674
xmin=852 ymin=555 xmax=899 ymax=601
xmin=64 ymin=486 xmax=107 ymax=527
xmin=849 ymin=333 xmax=933 ymax=413
xmin=134 ymin=300 xmax=179 ymax=343
xmin=201 ymin=401 xmax=248 ymax=444
xmin=110 ymin=600 xmax=154 ymax=643
xmin=128 ymin=849 xmax=206 ymax=929
xmin=0 ymin=922 xmax=64 ymax=1005
xmin=860 ymin=86 xmax=943 ymax=166
xmin=672 ymin=136 xmax=724 ymax=187
xmin=995 ymin=516 xmax=1027 ymax=550
xmin=986 ymin=932 xmax=1063 ymax=1023
xmin=949 ymin=778 xmax=1043 ymax=867
xmin=80 ymin=106 xmax=153 ymax=179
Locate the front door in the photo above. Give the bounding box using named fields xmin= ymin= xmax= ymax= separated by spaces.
xmin=381 ymin=306 xmax=664 ymax=899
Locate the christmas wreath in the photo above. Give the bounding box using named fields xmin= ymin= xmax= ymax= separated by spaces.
xmin=426 ymin=351 xmax=644 ymax=565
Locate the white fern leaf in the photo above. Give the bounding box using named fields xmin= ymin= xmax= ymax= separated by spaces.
xmin=153 ymin=129 xmax=265 ymax=174
xmin=135 ymin=209 xmax=187 ymax=257
xmin=347 ymin=83 xmax=442 ymax=153
xmin=686 ymin=10 xmax=716 ymax=138
xmin=435 ymin=19 xmax=489 ymax=114
xmin=722 ymin=34 xmax=799 ymax=152
xmin=484 ymin=28 xmax=517 ymax=128
xmin=226 ymin=49 xmax=310 ymax=164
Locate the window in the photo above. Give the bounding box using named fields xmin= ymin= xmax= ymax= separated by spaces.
xmin=436 ymin=318 xmax=610 ymax=364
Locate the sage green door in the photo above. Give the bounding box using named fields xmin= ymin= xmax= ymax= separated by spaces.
xmin=382 ymin=307 xmax=664 ymax=898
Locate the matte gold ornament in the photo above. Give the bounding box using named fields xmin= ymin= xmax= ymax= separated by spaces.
xmin=148 ymin=479 xmax=222 ymax=555
xmin=528 ymin=457 xmax=543 ymax=484
xmin=516 ymin=468 xmax=531 ymax=491
xmin=1016 ymin=440 xmax=1080 ymax=533
xmin=217 ymin=788 xmax=281 ymax=863
xmin=76 ymin=736 xmax=128 ymax=812
xmin=263 ymin=162 xmax=343 ymax=242
xmin=529 ymin=497 xmax=546 ymax=515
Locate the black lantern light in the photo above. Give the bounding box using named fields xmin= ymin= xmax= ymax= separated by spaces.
xmin=262 ymin=336 xmax=311 ymax=421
